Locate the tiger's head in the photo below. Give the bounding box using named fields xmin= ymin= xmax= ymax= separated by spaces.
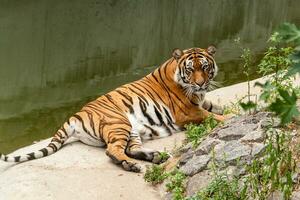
xmin=173 ymin=46 xmax=218 ymax=98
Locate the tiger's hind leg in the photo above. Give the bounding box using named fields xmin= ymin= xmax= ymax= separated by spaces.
xmin=125 ymin=135 xmax=170 ymax=164
xmin=105 ymin=129 xmax=141 ymax=172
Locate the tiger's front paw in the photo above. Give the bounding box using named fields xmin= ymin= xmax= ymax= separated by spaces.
xmin=224 ymin=113 xmax=235 ymax=120
xmin=152 ymin=151 xmax=171 ymax=164
xmin=214 ymin=113 xmax=234 ymax=122
xmin=122 ymin=160 xmax=141 ymax=172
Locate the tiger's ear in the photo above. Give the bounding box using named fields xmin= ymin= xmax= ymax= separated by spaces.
xmin=172 ymin=48 xmax=183 ymax=61
xmin=206 ymin=45 xmax=217 ymax=57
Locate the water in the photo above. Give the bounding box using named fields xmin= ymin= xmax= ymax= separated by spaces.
xmin=0 ymin=0 xmax=300 ymax=153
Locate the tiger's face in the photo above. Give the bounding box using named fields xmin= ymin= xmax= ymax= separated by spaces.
xmin=173 ymin=46 xmax=218 ymax=98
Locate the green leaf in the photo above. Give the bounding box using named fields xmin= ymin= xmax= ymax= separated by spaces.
xmin=287 ymin=62 xmax=300 ymax=75
xmin=277 ymin=23 xmax=300 ymax=44
xmin=239 ymin=101 xmax=257 ymax=111
xmin=269 ymin=89 xmax=300 ymax=124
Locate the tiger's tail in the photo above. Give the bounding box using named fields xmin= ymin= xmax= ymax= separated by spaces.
xmin=0 ymin=121 xmax=75 ymax=163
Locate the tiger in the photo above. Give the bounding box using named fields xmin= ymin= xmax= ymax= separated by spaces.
xmin=0 ymin=46 xmax=225 ymax=172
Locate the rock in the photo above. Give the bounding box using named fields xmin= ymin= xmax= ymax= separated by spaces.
xmin=179 ymin=143 xmax=193 ymax=154
xmin=292 ymin=172 xmax=300 ymax=184
xmin=178 ymin=152 xmax=194 ymax=166
xmin=214 ymin=141 xmax=252 ymax=165
xmin=164 ymin=193 xmax=173 ymax=200
xmin=267 ymin=190 xmax=283 ymax=200
xmin=194 ymin=138 xmax=221 ymax=156
xmin=240 ymin=130 xmax=265 ymax=143
xmin=292 ymin=190 xmax=300 ymax=200
xmin=185 ymin=170 xmax=213 ymax=197
xmin=217 ymin=165 xmax=246 ymax=178
xmin=173 ymin=111 xmax=291 ymax=199
xmin=251 ymin=142 xmax=266 ymax=157
xmin=217 ymin=123 xmax=257 ymax=141
xmin=180 ymin=155 xmax=211 ymax=176
xmin=260 ymin=116 xmax=281 ymax=128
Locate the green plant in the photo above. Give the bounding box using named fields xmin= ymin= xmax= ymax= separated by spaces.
xmin=189 ymin=174 xmax=247 ymax=200
xmin=144 ymin=164 xmax=168 ymax=185
xmin=185 ymin=115 xmax=219 ymax=147
xmin=235 ymin=38 xmax=257 ymax=113
xmin=277 ymin=23 xmax=300 ymax=75
xmin=159 ymin=151 xmax=170 ymax=161
xmin=269 ymin=89 xmax=299 ymax=124
xmin=166 ymin=170 xmax=186 ymax=200
xmin=223 ymin=101 xmax=241 ymax=115
xmin=256 ymin=31 xmax=299 ymax=124
xmin=245 ymin=128 xmax=295 ymax=200
xmin=144 ymin=165 xmax=187 ymax=200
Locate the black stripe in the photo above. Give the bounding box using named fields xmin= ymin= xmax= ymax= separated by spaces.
xmin=154 ymin=106 xmax=173 ymax=132
xmin=122 ymin=99 xmax=134 ymax=113
xmin=40 ymin=148 xmax=48 ymax=156
xmin=114 ymin=132 xmax=130 ymax=137
xmin=140 ymin=79 xmax=165 ymax=110
xmin=27 ymin=153 xmax=35 ymax=160
xmin=178 ymin=54 xmax=190 ymax=66
xmin=150 ymin=71 xmax=160 ymax=83
xmin=14 ymin=156 xmax=21 ymax=162
xmin=163 ymin=107 xmax=174 ymax=125
xmin=135 ymin=81 xmax=164 ymax=111
xmin=86 ymin=111 xmax=97 ymax=137
xmin=116 ymin=128 xmax=131 ymax=134
xmin=96 ymin=98 xmax=123 ymax=113
xmin=154 ymin=106 xmax=164 ymax=126
xmin=56 ymin=132 xmax=63 ymax=138
xmin=157 ymin=67 xmax=188 ymax=115
xmin=134 ymin=82 xmax=156 ymax=100
xmin=144 ymin=125 xmax=159 ymax=136
xmin=73 ymin=113 xmax=100 ymax=140
xmin=138 ymin=97 xmax=155 ymax=125
xmin=207 ymin=102 xmax=213 ymax=112
xmin=151 ymin=69 xmax=176 ymax=113
xmin=51 ymin=138 xmax=61 ymax=143
xmin=110 ymin=136 xmax=128 ymax=144
xmin=103 ymin=94 xmax=122 ymax=112
xmin=61 ymin=127 xmax=68 ymax=137
xmin=163 ymin=59 xmax=173 ymax=79
xmin=87 ymin=102 xmax=121 ymax=117
xmin=127 ymin=86 xmax=149 ymax=105
xmin=48 ymin=143 xmax=58 ymax=152
xmin=115 ymin=89 xmax=133 ymax=104
xmin=190 ymin=99 xmax=199 ymax=106
xmin=128 ymin=142 xmax=140 ymax=149
xmin=4 ymin=156 xmax=8 ymax=161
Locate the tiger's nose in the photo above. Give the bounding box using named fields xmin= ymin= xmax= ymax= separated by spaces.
xmin=195 ymin=78 xmax=205 ymax=86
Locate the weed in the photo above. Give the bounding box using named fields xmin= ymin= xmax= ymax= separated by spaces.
xmin=166 ymin=169 xmax=186 ymax=200
xmin=256 ymin=31 xmax=299 ymax=124
xmin=277 ymin=23 xmax=300 ymax=75
xmin=185 ymin=115 xmax=219 ymax=147
xmin=189 ymin=174 xmax=246 ymax=200
xmin=144 ymin=164 xmax=168 ymax=185
xmin=245 ymin=128 xmax=295 ymax=200
xmin=144 ymin=165 xmax=187 ymax=200
xmin=223 ymin=102 xmax=241 ymax=115
xmin=159 ymin=151 xmax=170 ymax=161
xmin=235 ymin=37 xmax=257 ymax=114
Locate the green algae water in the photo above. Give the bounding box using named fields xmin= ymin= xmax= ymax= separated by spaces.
xmin=0 ymin=0 xmax=300 ymax=153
